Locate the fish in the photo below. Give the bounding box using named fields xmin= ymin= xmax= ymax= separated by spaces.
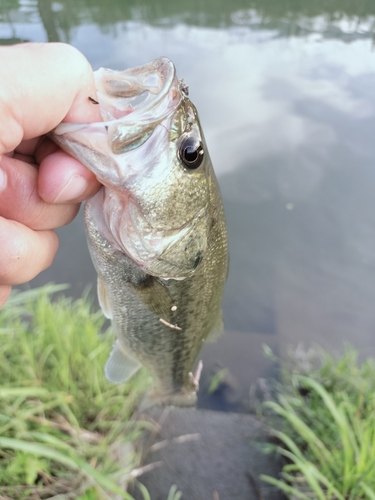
xmin=52 ymin=57 xmax=228 ymax=406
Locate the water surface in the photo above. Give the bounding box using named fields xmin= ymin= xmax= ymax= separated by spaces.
xmin=3 ymin=0 xmax=375 ymax=410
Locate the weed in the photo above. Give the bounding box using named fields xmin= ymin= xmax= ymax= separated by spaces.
xmin=261 ymin=346 xmax=375 ymax=499
xmin=0 ymin=285 xmax=151 ymax=500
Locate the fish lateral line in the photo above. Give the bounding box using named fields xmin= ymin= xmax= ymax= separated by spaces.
xmin=159 ymin=317 xmax=182 ymax=331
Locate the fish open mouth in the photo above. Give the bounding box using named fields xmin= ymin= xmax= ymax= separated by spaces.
xmin=54 ymin=57 xmax=182 ymax=157
xmin=95 ymin=57 xmax=180 ymax=122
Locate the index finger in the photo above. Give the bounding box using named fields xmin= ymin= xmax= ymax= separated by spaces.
xmin=0 ymin=43 xmax=102 ymax=155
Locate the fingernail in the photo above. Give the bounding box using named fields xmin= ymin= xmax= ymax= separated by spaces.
xmin=53 ymin=175 xmax=88 ymax=203
xmin=0 ymin=168 xmax=7 ymax=192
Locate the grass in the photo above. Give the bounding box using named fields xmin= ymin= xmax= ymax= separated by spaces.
xmin=260 ymin=345 xmax=375 ymax=499
xmin=207 ymin=368 xmax=229 ymax=394
xmin=0 ymin=284 xmax=154 ymax=500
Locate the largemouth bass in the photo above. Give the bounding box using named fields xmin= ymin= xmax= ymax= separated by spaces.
xmin=52 ymin=57 xmax=228 ymax=406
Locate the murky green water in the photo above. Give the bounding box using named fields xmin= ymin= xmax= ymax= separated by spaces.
xmin=4 ymin=0 xmax=375 ymax=410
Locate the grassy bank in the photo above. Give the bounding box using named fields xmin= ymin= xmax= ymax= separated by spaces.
xmin=261 ymin=346 xmax=375 ymax=499
xmin=0 ymin=285 xmax=152 ymax=500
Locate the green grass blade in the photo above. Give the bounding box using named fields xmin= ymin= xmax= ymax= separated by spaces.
xmin=136 ymin=481 xmax=151 ymax=500
xmin=265 ymin=399 xmax=335 ymax=468
xmin=296 ymin=375 xmax=357 ymax=492
xmin=0 ymin=287 xmax=149 ymax=500
xmin=260 ymin=474 xmax=312 ymax=499
xmin=361 ymin=482 xmax=375 ymax=499
xmin=167 ymin=485 xmax=182 ymax=500
xmin=0 ymin=437 xmax=78 ymax=469
xmin=0 ymin=437 xmax=135 ymax=499
xmin=0 ymin=387 xmax=49 ymax=398
xmin=263 ymin=346 xmax=375 ymax=499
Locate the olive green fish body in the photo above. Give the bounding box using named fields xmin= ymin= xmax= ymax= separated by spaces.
xmin=52 ymin=57 xmax=228 ymax=405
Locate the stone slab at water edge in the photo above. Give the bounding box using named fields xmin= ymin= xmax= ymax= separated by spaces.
xmin=130 ymin=407 xmax=286 ymax=500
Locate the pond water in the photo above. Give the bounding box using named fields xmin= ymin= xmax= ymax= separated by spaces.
xmin=4 ymin=0 xmax=375 ymax=411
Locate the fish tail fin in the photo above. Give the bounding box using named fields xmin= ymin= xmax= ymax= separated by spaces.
xmin=105 ymin=341 xmax=141 ymax=384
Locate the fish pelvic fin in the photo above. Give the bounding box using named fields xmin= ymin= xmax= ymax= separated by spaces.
xmin=97 ymin=277 xmax=113 ymax=319
xmin=105 ymin=341 xmax=141 ymax=384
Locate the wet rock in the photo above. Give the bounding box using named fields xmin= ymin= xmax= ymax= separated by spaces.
xmin=129 ymin=407 xmax=286 ymax=500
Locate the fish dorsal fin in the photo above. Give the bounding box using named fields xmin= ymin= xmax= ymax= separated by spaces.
xmin=97 ymin=277 xmax=113 ymax=319
xmin=105 ymin=341 xmax=141 ymax=384
xmin=206 ymin=310 xmax=225 ymax=343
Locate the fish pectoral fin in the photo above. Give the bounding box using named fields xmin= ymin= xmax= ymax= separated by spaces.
xmin=97 ymin=277 xmax=113 ymax=319
xmin=105 ymin=341 xmax=141 ymax=384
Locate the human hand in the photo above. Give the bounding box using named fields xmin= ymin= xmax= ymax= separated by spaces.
xmin=0 ymin=43 xmax=102 ymax=306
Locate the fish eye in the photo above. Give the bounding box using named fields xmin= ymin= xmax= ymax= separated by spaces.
xmin=178 ymin=137 xmax=204 ymax=169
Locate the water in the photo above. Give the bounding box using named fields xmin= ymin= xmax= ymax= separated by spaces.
xmin=3 ymin=0 xmax=375 ymax=411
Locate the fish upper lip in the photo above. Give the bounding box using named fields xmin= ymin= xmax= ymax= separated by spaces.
xmin=55 ymin=57 xmax=180 ymax=136
xmin=106 ymin=57 xmax=179 ymax=124
xmin=53 ymin=58 xmax=181 ymax=162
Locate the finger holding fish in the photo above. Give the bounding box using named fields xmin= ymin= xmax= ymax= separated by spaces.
xmin=38 ymin=146 xmax=101 ymax=204
xmin=0 ymin=154 xmax=81 ymax=229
